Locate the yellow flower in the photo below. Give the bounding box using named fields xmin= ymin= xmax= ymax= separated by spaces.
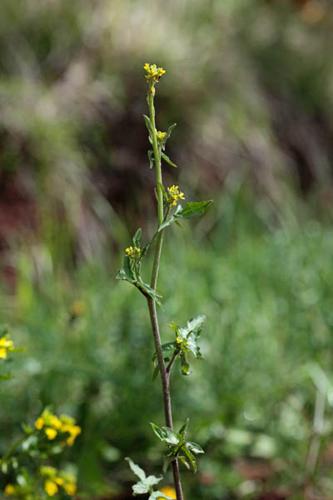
xmin=41 ymin=466 xmax=77 ymax=496
xmin=167 ymin=185 xmax=185 ymax=207
xmin=144 ymin=63 xmax=166 ymax=83
xmin=45 ymin=427 xmax=58 ymax=440
xmin=159 ymin=485 xmax=176 ymax=499
xmin=44 ymin=480 xmax=58 ymax=496
xmin=157 ymin=131 xmax=167 ymax=142
xmin=125 ymin=246 xmax=141 ymax=259
xmin=61 ymin=423 xmax=81 ymax=446
xmin=35 ymin=410 xmax=81 ymax=446
xmin=49 ymin=415 xmax=62 ymax=430
xmin=63 ymin=481 xmax=77 ymax=496
xmin=35 ymin=417 xmax=45 ymax=430
xmin=0 ymin=335 xmax=14 ymax=360
xmin=4 ymin=484 xmax=16 ymax=496
xmin=60 ymin=414 xmax=75 ymax=425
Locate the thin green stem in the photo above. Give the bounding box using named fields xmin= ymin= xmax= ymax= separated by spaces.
xmin=148 ymin=92 xmax=163 ymax=226
xmin=146 ymin=87 xmax=184 ymax=500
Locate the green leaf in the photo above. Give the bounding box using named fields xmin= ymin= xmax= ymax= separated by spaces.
xmin=161 ymin=342 xmax=176 ymax=356
xmin=151 ymin=423 xmax=179 ymax=446
xmin=179 ymin=315 xmax=206 ymax=338
xmin=180 ymin=354 xmax=190 ymax=376
xmin=178 ymin=418 xmax=189 ymax=439
xmin=161 ymin=152 xmax=178 ymax=168
xmin=186 ymin=441 xmax=204 ymax=455
xmin=132 ymin=228 xmax=142 ymax=247
xmin=178 ymin=455 xmax=191 ymax=471
xmin=137 ymin=281 xmax=162 ymax=304
xmin=124 ymin=255 xmax=135 ymax=281
xmin=145 ymin=475 xmax=162 ymax=487
xmin=149 ymin=492 xmax=172 ymax=500
xmin=133 ymin=483 xmax=150 ymax=494
xmin=182 ymin=446 xmax=197 ymax=472
xmin=178 ymin=315 xmax=205 ymax=359
xmin=177 ymin=201 xmax=213 ymax=219
xmin=143 ymin=114 xmax=153 ymax=134
xmin=126 ymin=458 xmax=163 ymax=496
xmin=125 ymin=457 xmax=146 ymax=481
xmin=166 ymin=123 xmax=177 ymax=139
xmin=158 ymin=201 xmax=212 ymax=232
xmin=148 ymin=149 xmax=154 ymax=169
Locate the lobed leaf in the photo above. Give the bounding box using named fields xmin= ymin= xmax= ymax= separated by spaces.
xmin=159 ymin=201 xmax=212 ymax=232
xmin=176 ymin=201 xmax=213 ymax=219
xmin=179 ymin=315 xmax=206 ymax=338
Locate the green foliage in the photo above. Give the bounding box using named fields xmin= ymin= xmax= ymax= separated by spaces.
xmin=116 ymin=228 xmax=162 ymax=302
xmin=159 ymin=202 xmax=213 ymax=231
xmin=1 ymin=0 xmax=333 ymax=498
xmin=125 ymin=458 xmax=170 ymax=499
xmin=156 ymin=316 xmax=205 ymax=377
xmin=0 ymin=344 xmax=79 ymax=499
xmin=1 ymin=214 xmax=333 ymax=497
xmin=151 ymin=420 xmax=204 ymax=473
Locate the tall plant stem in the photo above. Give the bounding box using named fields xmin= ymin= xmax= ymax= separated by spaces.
xmin=146 ymin=90 xmax=184 ymax=500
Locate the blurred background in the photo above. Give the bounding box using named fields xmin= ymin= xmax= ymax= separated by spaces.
xmin=0 ymin=0 xmax=333 ymax=498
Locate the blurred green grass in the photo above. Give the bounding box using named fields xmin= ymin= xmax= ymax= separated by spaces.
xmin=1 ymin=189 xmax=333 ymax=498
xmin=0 ymin=0 xmax=333 ymax=497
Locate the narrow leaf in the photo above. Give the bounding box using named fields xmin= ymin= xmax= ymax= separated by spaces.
xmin=166 ymin=123 xmax=177 ymax=139
xmin=151 ymin=423 xmax=179 ymax=445
xmin=182 ymin=446 xmax=197 ymax=472
xmin=143 ymin=114 xmax=152 ymax=134
xmin=180 ymin=354 xmax=191 ymax=376
xmin=161 ymin=152 xmax=178 ymax=169
xmin=187 ymin=441 xmax=205 ymax=455
xmin=148 ymin=149 xmax=154 ymax=169
xmin=125 ymin=457 xmax=146 ymax=481
xmin=132 ymin=228 xmax=142 ymax=247
xmin=178 ymin=418 xmax=189 ymax=439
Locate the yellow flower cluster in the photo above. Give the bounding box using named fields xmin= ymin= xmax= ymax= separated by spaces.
xmin=144 ymin=63 xmax=166 ymax=83
xmin=156 ymin=131 xmax=167 ymax=142
xmin=125 ymin=246 xmax=141 ymax=258
xmin=167 ymin=185 xmax=185 ymax=207
xmin=176 ymin=335 xmax=188 ymax=350
xmin=4 ymin=484 xmax=16 ymax=496
xmin=40 ymin=466 xmax=77 ymax=497
xmin=35 ymin=409 xmax=81 ymax=446
xmin=0 ymin=334 xmax=14 ymax=360
xmin=159 ymin=486 xmax=176 ymax=499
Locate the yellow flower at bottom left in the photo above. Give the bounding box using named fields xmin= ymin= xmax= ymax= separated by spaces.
xmin=44 ymin=480 xmax=59 ymax=496
xmin=4 ymin=484 xmax=16 ymax=496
